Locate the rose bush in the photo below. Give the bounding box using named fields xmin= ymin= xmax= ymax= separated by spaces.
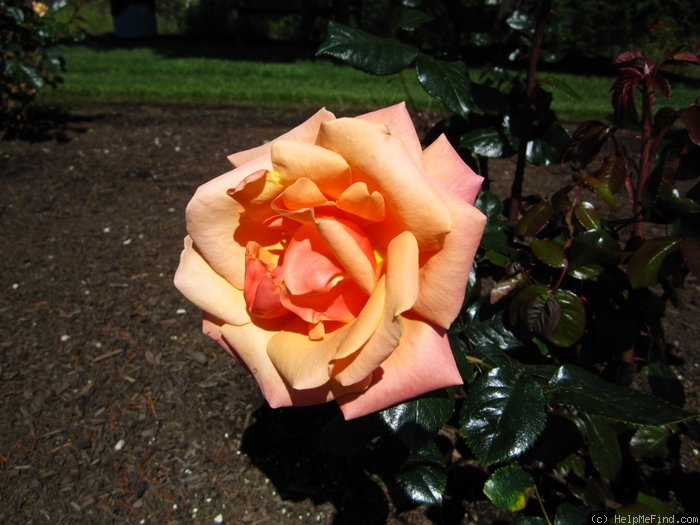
xmin=174 ymin=103 xmax=486 ymax=419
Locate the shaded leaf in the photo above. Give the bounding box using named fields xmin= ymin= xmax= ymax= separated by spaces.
xmin=461 ymin=367 xmax=547 ymax=465
xmin=395 ymin=441 xmax=447 ymax=505
xmin=465 ymin=310 xmax=523 ymax=352
xmin=629 ymin=425 xmax=670 ymax=460
xmin=554 ymin=503 xmax=594 ymax=525
xmin=317 ymin=21 xmax=417 ymax=75
xmin=490 ymin=273 xmax=527 ymax=303
xmin=516 ymin=201 xmax=554 ymax=237
xmin=568 ymin=229 xmax=619 ymax=269
xmin=581 ymin=414 xmax=622 ymax=479
xmin=584 ymin=175 xmax=618 ymax=209
xmin=594 ymin=153 xmax=627 ymax=195
xmin=562 ymin=120 xmax=615 ymax=169
xmin=396 ymin=7 xmax=435 ymax=30
xmin=679 ymin=104 xmax=700 ymax=145
xmin=531 ymin=239 xmax=567 ymax=268
xmin=574 ymin=201 xmax=602 ymax=230
xmin=379 ymin=390 xmax=454 ymax=450
xmin=509 ymin=286 xmax=585 ymax=347
xmin=416 ymin=55 xmax=471 ymax=117
xmin=483 ymin=465 xmax=534 ymax=511
xmin=627 ymin=237 xmax=681 ymax=288
xmin=461 ymin=128 xmax=510 ymax=158
xmin=617 ymin=492 xmax=673 ymax=519
xmin=547 ymin=365 xmax=691 ymax=425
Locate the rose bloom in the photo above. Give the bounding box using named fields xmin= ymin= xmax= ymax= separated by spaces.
xmin=174 ymin=103 xmax=486 ymax=419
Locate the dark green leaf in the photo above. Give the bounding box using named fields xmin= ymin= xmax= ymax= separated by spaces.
xmin=531 ymin=239 xmax=567 ymax=268
xmin=379 ymin=390 xmax=454 ymax=450
xmin=461 ymin=128 xmax=510 ymax=158
xmin=396 ymin=7 xmax=435 ymax=30
xmin=568 ymin=263 xmax=605 ymax=280
xmin=475 ymin=191 xmax=504 ymax=221
xmin=574 ymin=201 xmax=602 ymax=230
xmin=527 ymin=122 xmax=571 ymax=166
xmin=568 ymin=230 xmax=619 ymax=269
xmin=617 ymin=492 xmax=673 ymax=519
xmin=514 ymin=518 xmax=547 ymax=525
xmin=548 ymin=365 xmax=691 ymax=425
xmin=516 ymin=201 xmax=554 ymax=237
xmin=629 ymin=425 xmax=670 ymax=460
xmin=584 ymin=176 xmax=618 ymax=209
xmin=554 ymin=503 xmax=593 ymax=525
xmin=539 ymin=75 xmax=584 ymax=101
xmin=317 ymin=21 xmax=417 ymax=75
xmin=546 ymin=289 xmax=585 ymax=347
xmin=594 ymin=154 xmax=626 ymax=195
xmin=416 ymin=55 xmax=472 ymax=117
xmin=627 ymin=237 xmax=681 ymax=288
xmin=483 ymin=465 xmax=534 ymax=511
xmin=395 ymin=441 xmax=447 ymax=505
xmin=461 ymin=367 xmax=546 ymax=465
xmin=509 ymin=286 xmax=585 ymax=347
xmin=581 ymin=414 xmax=622 ymax=479
xmin=465 ymin=311 xmax=524 ymax=352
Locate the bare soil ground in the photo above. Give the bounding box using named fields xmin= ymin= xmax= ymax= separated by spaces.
xmin=1 ymin=104 xmax=698 ymax=524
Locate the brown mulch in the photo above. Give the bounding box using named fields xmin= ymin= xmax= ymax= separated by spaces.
xmin=1 ymin=104 xmax=698 ymax=524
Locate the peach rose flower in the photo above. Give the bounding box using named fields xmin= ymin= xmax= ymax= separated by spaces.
xmin=174 ymin=103 xmax=486 ymax=419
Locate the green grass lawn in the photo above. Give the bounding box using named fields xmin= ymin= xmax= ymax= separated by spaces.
xmin=39 ymin=43 xmax=698 ymax=121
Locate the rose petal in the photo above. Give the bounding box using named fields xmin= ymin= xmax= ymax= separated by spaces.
xmin=276 ymin=177 xmax=330 ymax=211
xmin=267 ymin=319 xmax=346 ymax=390
xmin=337 ymin=316 xmax=463 ymax=419
xmin=215 ymin=321 xmax=336 ymax=408
xmin=271 ymin=140 xmax=352 ymax=199
xmin=413 ymin=200 xmax=486 ymax=328
xmin=315 ymin=217 xmax=377 ymax=294
xmin=423 ymin=133 xmax=483 ymax=204
xmin=227 ymin=107 xmax=336 ymax=167
xmin=174 ymin=236 xmax=250 ymax=326
xmin=337 ymin=182 xmax=386 ymax=222
xmin=330 ymin=231 xmax=418 ymax=387
xmin=358 ymin=102 xmax=425 ymax=171
xmin=317 ymin=117 xmax=451 ymax=250
xmin=185 ymin=168 xmax=254 ymax=289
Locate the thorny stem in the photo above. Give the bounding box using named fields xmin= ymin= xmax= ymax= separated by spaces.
xmin=508 ymin=0 xmax=552 ymax=225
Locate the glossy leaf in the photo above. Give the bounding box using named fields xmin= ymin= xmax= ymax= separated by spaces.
xmin=483 ymin=465 xmax=534 ymax=511
xmin=562 ymin=120 xmax=615 ymax=169
xmin=629 ymin=425 xmax=670 ymax=460
xmin=516 ymin=201 xmax=554 ymax=237
xmin=395 ymin=441 xmax=447 ymax=505
xmin=531 ymin=239 xmax=566 ymax=268
xmin=574 ymin=201 xmax=602 ymax=230
xmin=584 ymin=175 xmax=618 ymax=209
xmin=317 ymin=21 xmax=417 ymax=75
xmin=594 ymin=153 xmax=626 ymax=195
xmin=627 ymin=237 xmax=681 ymax=288
xmin=461 ymin=367 xmax=547 ymax=465
xmin=490 ymin=273 xmax=527 ymax=303
xmin=461 ymin=128 xmax=511 ymax=158
xmin=547 ymin=365 xmax=691 ymax=425
xmin=416 ymin=55 xmax=471 ymax=117
xmin=380 ymin=390 xmax=454 ymax=450
xmin=465 ymin=311 xmax=523 ymax=352
xmin=581 ymin=414 xmax=622 ymax=479
xmin=509 ymin=285 xmax=585 ymax=347
xmin=568 ymin=229 xmax=619 ymax=269
xmin=527 ymin=121 xmax=571 ymax=166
